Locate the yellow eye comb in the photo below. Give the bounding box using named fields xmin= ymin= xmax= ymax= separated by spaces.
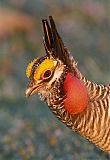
xmin=34 ymin=59 xmax=54 ymax=80
xmin=26 ymin=58 xmax=37 ymax=78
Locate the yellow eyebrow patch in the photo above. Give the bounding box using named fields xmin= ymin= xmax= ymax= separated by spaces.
xmin=26 ymin=58 xmax=37 ymax=78
xmin=34 ymin=59 xmax=54 ymax=80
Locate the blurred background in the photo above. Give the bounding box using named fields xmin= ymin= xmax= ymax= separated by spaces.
xmin=0 ymin=0 xmax=110 ymax=159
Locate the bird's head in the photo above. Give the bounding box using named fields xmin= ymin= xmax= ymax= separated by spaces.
xmin=25 ymin=55 xmax=65 ymax=97
xmin=25 ymin=16 xmax=88 ymax=115
xmin=25 ymin=16 xmax=75 ymax=97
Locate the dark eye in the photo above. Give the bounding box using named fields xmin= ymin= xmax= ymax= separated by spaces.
xmin=43 ymin=69 xmax=52 ymax=79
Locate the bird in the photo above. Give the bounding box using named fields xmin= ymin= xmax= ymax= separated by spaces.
xmin=25 ymin=16 xmax=110 ymax=153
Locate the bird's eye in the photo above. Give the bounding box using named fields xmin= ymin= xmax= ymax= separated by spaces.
xmin=42 ymin=69 xmax=52 ymax=79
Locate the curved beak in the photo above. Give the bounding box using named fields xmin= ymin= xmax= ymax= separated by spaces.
xmin=25 ymin=86 xmax=38 ymax=97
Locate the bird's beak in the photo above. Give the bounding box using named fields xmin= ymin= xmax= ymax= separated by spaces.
xmin=25 ymin=85 xmax=39 ymax=97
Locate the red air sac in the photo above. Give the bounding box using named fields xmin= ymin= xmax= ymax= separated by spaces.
xmin=63 ymin=73 xmax=88 ymax=114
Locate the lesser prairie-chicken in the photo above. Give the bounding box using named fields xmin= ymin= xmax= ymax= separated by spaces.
xmin=25 ymin=16 xmax=110 ymax=153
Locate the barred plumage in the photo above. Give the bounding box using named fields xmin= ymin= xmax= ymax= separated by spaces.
xmin=43 ymin=71 xmax=110 ymax=152
xmin=25 ymin=16 xmax=110 ymax=153
xmin=72 ymin=78 xmax=110 ymax=152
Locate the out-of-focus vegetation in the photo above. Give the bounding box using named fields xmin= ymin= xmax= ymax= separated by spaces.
xmin=0 ymin=0 xmax=110 ymax=159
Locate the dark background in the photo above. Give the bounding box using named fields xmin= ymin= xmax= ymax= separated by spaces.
xmin=0 ymin=0 xmax=110 ymax=159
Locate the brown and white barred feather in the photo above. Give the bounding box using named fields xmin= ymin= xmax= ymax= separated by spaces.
xmin=42 ymin=66 xmax=110 ymax=153
xmin=74 ymin=75 xmax=110 ymax=152
xmin=63 ymin=48 xmax=110 ymax=152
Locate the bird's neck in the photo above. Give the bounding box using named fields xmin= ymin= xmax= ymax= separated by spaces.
xmin=45 ymin=69 xmax=110 ymax=152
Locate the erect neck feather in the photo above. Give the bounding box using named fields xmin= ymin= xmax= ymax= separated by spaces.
xmin=63 ymin=72 xmax=89 ymax=115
